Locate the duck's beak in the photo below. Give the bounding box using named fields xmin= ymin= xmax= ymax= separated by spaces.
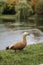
xmin=27 ymin=33 xmax=30 ymax=35
xmin=26 ymin=32 xmax=30 ymax=36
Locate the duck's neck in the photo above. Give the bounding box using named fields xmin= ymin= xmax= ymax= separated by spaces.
xmin=22 ymin=35 xmax=27 ymax=44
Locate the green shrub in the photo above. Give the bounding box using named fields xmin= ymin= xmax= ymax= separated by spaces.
xmin=0 ymin=2 xmax=5 ymax=14
xmin=35 ymin=0 xmax=43 ymax=14
xmin=15 ymin=2 xmax=33 ymax=21
xmin=2 ymin=1 xmax=16 ymax=14
xmin=35 ymin=0 xmax=43 ymax=27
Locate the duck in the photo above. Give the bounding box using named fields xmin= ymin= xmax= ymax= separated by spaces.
xmin=6 ymin=32 xmax=29 ymax=51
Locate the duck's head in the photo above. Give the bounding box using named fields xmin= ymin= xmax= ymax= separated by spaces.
xmin=23 ymin=32 xmax=29 ymax=37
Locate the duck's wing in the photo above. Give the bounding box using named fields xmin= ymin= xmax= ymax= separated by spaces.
xmin=9 ymin=41 xmax=22 ymax=49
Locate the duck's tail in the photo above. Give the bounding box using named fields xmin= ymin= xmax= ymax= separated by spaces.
xmin=6 ymin=46 xmax=9 ymax=50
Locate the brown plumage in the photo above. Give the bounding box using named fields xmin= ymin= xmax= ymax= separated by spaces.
xmin=6 ymin=32 xmax=29 ymax=50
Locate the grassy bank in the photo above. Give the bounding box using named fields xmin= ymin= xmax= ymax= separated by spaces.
xmin=0 ymin=43 xmax=43 ymax=65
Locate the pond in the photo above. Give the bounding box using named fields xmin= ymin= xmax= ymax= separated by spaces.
xmin=0 ymin=19 xmax=43 ymax=50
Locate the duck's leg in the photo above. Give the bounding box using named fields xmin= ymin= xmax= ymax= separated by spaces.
xmin=15 ymin=50 xmax=16 ymax=52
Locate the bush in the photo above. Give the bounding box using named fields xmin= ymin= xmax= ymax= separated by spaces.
xmin=2 ymin=1 xmax=16 ymax=14
xmin=35 ymin=0 xmax=43 ymax=27
xmin=35 ymin=0 xmax=43 ymax=14
xmin=15 ymin=2 xmax=33 ymax=21
xmin=0 ymin=2 xmax=5 ymax=14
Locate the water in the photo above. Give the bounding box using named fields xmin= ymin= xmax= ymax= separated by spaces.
xmin=0 ymin=20 xmax=43 ymax=50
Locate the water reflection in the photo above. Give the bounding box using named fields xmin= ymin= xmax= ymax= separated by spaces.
xmin=0 ymin=20 xmax=43 ymax=50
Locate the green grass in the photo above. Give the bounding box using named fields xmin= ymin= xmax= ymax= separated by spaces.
xmin=0 ymin=43 xmax=43 ymax=65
